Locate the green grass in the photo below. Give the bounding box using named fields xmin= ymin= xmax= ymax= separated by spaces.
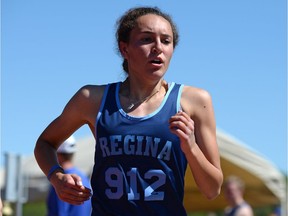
xmin=21 ymin=201 xmax=275 ymax=216
xmin=23 ymin=201 xmax=46 ymax=216
xmin=22 ymin=201 xmax=207 ymax=216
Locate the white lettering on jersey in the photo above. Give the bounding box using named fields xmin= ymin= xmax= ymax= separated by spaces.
xmin=99 ymin=135 xmax=172 ymax=161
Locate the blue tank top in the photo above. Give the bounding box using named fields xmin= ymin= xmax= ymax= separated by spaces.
xmin=91 ymin=82 xmax=188 ymax=216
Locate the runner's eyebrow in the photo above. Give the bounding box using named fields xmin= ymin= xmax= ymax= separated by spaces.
xmin=140 ymin=31 xmax=172 ymax=38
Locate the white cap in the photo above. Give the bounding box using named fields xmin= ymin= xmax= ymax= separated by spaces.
xmin=57 ymin=136 xmax=76 ymax=154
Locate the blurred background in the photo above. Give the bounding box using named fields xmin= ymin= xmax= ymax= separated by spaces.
xmin=1 ymin=0 xmax=286 ymax=215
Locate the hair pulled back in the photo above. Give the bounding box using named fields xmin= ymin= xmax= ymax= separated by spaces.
xmin=116 ymin=7 xmax=179 ymax=73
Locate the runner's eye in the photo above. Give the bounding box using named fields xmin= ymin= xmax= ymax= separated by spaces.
xmin=141 ymin=37 xmax=153 ymax=43
xmin=162 ymin=38 xmax=171 ymax=45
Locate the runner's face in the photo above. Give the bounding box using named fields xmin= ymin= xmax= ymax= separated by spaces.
xmin=120 ymin=14 xmax=174 ymax=81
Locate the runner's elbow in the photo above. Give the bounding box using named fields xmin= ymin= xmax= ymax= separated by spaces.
xmin=204 ymin=187 xmax=221 ymax=200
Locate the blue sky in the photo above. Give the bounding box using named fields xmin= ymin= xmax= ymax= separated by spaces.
xmin=2 ymin=1 xmax=287 ymax=174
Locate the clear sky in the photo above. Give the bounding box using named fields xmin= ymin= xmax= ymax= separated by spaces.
xmin=2 ymin=1 xmax=287 ymax=174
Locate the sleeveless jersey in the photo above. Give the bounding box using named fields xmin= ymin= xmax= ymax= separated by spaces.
xmin=91 ymin=82 xmax=188 ymax=216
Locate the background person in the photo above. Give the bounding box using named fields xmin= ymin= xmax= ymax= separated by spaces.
xmin=46 ymin=136 xmax=92 ymax=216
xmin=268 ymin=205 xmax=281 ymax=216
xmin=224 ymin=175 xmax=254 ymax=216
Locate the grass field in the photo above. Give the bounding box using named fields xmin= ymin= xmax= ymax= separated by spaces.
xmin=21 ymin=201 xmax=213 ymax=216
xmin=16 ymin=201 xmax=274 ymax=216
xmin=23 ymin=201 xmax=46 ymax=216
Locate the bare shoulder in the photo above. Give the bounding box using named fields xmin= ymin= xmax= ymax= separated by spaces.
xmin=67 ymin=84 xmax=108 ymax=111
xmin=181 ymin=85 xmax=214 ymax=117
xmin=37 ymin=84 xmax=109 ymax=145
xmin=61 ymin=84 xmax=108 ymax=127
xmin=76 ymin=84 xmax=107 ymax=101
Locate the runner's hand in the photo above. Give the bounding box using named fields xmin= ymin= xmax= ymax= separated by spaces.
xmin=50 ymin=172 xmax=91 ymax=205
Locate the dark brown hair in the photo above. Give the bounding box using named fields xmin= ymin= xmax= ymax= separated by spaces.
xmin=116 ymin=6 xmax=179 ymax=73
